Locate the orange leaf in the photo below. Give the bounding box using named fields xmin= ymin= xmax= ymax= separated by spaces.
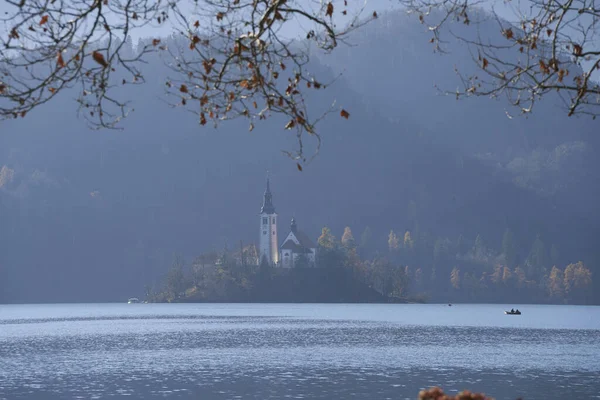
xmin=57 ymin=52 xmax=65 ymax=68
xmin=200 ymin=113 xmax=207 ymax=125
xmin=482 ymin=58 xmax=489 ymax=69
xmin=285 ymin=119 xmax=296 ymax=129
xmin=373 ymin=11 xmax=378 ymax=18
xmin=180 ymin=84 xmax=188 ymax=93
xmin=216 ymin=12 xmax=224 ymax=21
xmin=340 ymin=109 xmax=350 ymax=119
xmin=92 ymin=51 xmax=108 ymax=68
xmin=39 ymin=15 xmax=49 ymax=25
xmin=297 ymin=163 xmax=303 ymax=171
xmin=194 ymin=20 xmax=200 ymax=28
xmin=0 ymin=83 xmax=6 ymax=93
xmin=504 ymin=28 xmax=514 ymax=40
xmin=152 ymin=39 xmax=160 ymax=46
xmin=326 ymin=2 xmax=334 ymax=17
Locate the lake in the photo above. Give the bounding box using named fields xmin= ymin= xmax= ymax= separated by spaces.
xmin=1 ymin=303 xmax=599 ymax=399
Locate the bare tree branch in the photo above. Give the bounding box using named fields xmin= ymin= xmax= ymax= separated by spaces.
xmin=0 ymin=0 xmax=375 ymax=164
xmin=401 ymin=0 xmax=600 ymax=119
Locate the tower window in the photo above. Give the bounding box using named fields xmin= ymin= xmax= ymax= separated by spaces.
xmin=262 ymin=217 xmax=267 ymax=225
xmin=272 ymin=217 xmax=276 ymax=224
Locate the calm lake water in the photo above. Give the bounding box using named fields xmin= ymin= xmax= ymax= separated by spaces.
xmin=1 ymin=303 xmax=599 ymax=400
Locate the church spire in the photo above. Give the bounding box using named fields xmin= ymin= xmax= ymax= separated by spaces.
xmin=260 ymin=176 xmax=275 ymax=214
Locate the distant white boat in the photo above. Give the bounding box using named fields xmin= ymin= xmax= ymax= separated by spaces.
xmin=127 ymin=297 xmax=140 ymax=304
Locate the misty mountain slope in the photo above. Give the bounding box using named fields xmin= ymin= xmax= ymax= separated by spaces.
xmin=1 ymin=29 xmax=598 ymax=302
xmin=319 ymin=9 xmax=600 ymax=220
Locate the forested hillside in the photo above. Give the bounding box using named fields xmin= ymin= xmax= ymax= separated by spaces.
xmin=0 ymin=10 xmax=597 ymax=303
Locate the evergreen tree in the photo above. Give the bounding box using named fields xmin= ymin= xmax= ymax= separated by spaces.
xmin=473 ymin=234 xmax=485 ymax=259
xmin=526 ymin=235 xmax=548 ymax=278
xmin=359 ymin=226 xmax=372 ymax=249
xmin=550 ymin=244 xmax=560 ymax=267
xmin=457 ymin=234 xmax=469 ymax=256
xmin=450 ymin=267 xmax=461 ymax=289
xmin=434 ymin=237 xmax=451 ymax=264
xmin=502 ymin=229 xmax=517 ymax=268
xmin=317 ymin=226 xmax=343 ymax=268
xmin=166 ymin=255 xmax=186 ymax=302
xmin=514 ymin=266 xmax=527 ymax=288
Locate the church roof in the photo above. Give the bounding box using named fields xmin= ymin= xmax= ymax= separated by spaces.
xmin=280 ymin=218 xmax=316 ymax=252
xmin=294 ymin=230 xmax=316 ymax=249
xmin=281 ymin=239 xmax=314 ymax=253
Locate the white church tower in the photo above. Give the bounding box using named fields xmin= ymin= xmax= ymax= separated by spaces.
xmin=259 ymin=177 xmax=279 ymax=266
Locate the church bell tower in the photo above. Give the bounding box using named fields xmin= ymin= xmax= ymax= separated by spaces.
xmin=259 ymin=177 xmax=279 ymax=266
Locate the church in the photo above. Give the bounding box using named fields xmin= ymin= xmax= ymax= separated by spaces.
xmin=259 ymin=178 xmax=317 ymax=267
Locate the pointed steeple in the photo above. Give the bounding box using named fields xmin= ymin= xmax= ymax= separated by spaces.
xmin=260 ymin=176 xmax=275 ymax=214
xmin=290 ymin=217 xmax=297 ymax=233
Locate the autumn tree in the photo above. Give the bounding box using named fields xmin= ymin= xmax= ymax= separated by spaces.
xmin=403 ymin=230 xmax=414 ymax=249
xmin=0 ymin=1 xmax=375 ymax=165
xmin=490 ymin=264 xmax=503 ymax=285
xmin=564 ymin=261 xmax=592 ymax=296
xmin=341 ymin=226 xmax=356 ymax=250
xmin=547 ymin=265 xmax=565 ymax=299
xmin=317 ymin=226 xmax=336 ymax=249
xmin=317 ymin=226 xmax=343 ymax=267
xmin=404 ymin=0 xmax=600 ymax=119
xmin=502 ymin=266 xmax=513 ymax=284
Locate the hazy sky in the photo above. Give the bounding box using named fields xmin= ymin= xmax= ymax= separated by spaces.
xmin=0 ymin=0 xmax=520 ymax=43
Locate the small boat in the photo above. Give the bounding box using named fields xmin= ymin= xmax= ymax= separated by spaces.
xmin=504 ymin=310 xmax=521 ymax=315
xmin=448 ymin=303 xmax=452 ymax=307
xmin=127 ymin=297 xmax=140 ymax=304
